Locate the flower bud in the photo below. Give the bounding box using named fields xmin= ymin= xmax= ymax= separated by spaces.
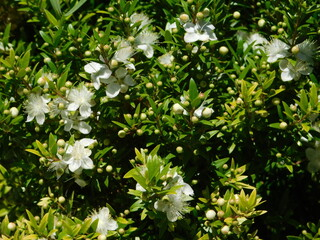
xmin=176 ymin=146 xmax=183 ymax=153
xmin=206 ymin=210 xmax=216 ymax=220
xmin=233 ymin=11 xmax=241 ymax=19
xmin=258 ymin=19 xmax=266 ymax=28
xmin=118 ymin=130 xmax=126 ymax=138
xmin=179 ymin=13 xmax=189 ymax=23
xmin=280 ymin=122 xmax=288 ymax=129
xmin=217 ymin=198 xmax=225 ymax=206
xmin=9 ymin=107 xmax=19 ymax=118
xmin=7 ymin=222 xmax=16 ymax=231
xmin=106 ymin=165 xmax=113 ymax=172
xmin=291 ymin=45 xmax=300 ymax=54
xmin=58 ymin=196 xmax=66 ymax=203
xmin=202 ymin=108 xmax=213 ymax=118
xmin=219 ymin=46 xmax=229 ymax=55
xmin=221 ymin=225 xmax=230 ymax=235
xmin=172 ymin=103 xmax=184 ymax=114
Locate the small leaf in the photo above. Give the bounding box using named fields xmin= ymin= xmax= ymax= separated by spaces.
xmin=50 ymin=0 xmax=62 ymax=16
xmin=65 ymin=0 xmax=87 ymax=17
xmin=189 ymin=79 xmax=198 ymax=101
xmin=44 ymin=9 xmax=59 ymax=28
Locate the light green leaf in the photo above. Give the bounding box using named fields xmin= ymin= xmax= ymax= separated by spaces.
xmin=65 ymin=0 xmax=87 ymax=17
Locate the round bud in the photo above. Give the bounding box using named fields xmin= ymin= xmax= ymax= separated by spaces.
xmin=202 ymin=108 xmax=214 ymax=118
xmin=118 ymin=130 xmax=126 ymax=138
xmin=172 ymin=103 xmax=184 ymax=114
xmin=182 ymin=55 xmax=189 ymax=62
xmin=278 ymin=28 xmax=284 ymax=34
xmin=271 ymin=26 xmax=277 ymax=31
xmin=128 ymin=36 xmax=135 ymax=42
xmin=84 ymin=51 xmax=91 ymax=57
xmin=154 ymin=129 xmax=160 ymax=134
xmin=222 ymin=164 xmax=228 ymax=169
xmin=98 ymin=235 xmax=107 ymax=240
xmin=120 ymin=84 xmax=129 ymax=93
xmin=146 ymin=82 xmax=153 ymax=89
xmin=106 ymin=165 xmax=113 ymax=172
xmin=170 ymin=77 xmax=177 ymax=82
xmin=254 ymin=99 xmax=263 ymax=107
xmin=97 ymin=168 xmax=103 ymax=173
xmin=280 ymin=122 xmax=288 ymax=130
xmin=233 ymin=11 xmax=241 ymax=19
xmin=272 ymin=98 xmax=281 ymax=105
xmin=217 ymin=198 xmax=225 ymax=206
xmin=219 ymin=46 xmax=229 ymax=55
xmin=136 ymin=129 xmax=143 ymax=136
xmin=179 ymin=13 xmax=189 ymax=23
xmin=37 ymin=77 xmax=47 ymax=86
xmin=276 ymin=153 xmax=282 ymax=158
xmin=7 ymin=222 xmax=16 ymax=231
xmin=221 ymin=225 xmax=230 ymax=235
xmin=258 ymin=19 xmax=266 ymax=28
xmin=57 ymin=148 xmax=65 ymax=155
xmin=58 ymin=196 xmax=66 ymax=203
xmin=110 ymin=59 xmax=118 ymax=68
xmin=9 ymin=107 xmax=19 ymax=118
xmin=196 ymin=12 xmax=204 ymax=19
xmin=44 ymin=57 xmax=51 ymax=63
xmin=191 ymin=116 xmax=199 ymax=123
xmin=38 ymin=179 xmax=44 ymax=185
xmin=191 ymin=179 xmax=198 ymax=185
xmin=176 ymin=146 xmax=183 ymax=153
xmin=206 ymin=210 xmax=216 ymax=220
xmin=57 ymin=139 xmax=65 ymax=147
xmin=140 ymin=113 xmax=147 ymax=120
xmin=291 ymin=45 xmax=300 ymax=54
xmin=118 ymin=228 xmax=125 ymax=235
xmin=203 ymin=8 xmax=210 ymax=17
xmin=107 ymin=6 xmax=114 ymax=12
xmin=217 ymin=210 xmax=225 ymax=218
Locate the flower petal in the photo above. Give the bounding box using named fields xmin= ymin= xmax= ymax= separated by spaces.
xmin=106 ymin=83 xmax=121 ymax=98
xmin=84 ymin=62 xmax=104 ymax=74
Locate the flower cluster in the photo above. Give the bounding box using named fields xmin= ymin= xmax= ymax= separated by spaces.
xmin=89 ymin=207 xmax=118 ymax=235
xmin=265 ymin=38 xmax=316 ymax=81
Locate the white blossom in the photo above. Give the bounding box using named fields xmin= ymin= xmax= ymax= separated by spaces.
xmin=63 ymin=112 xmax=92 ymax=134
xmin=25 ymin=93 xmax=50 ymax=125
xmin=165 ymin=22 xmax=177 ymax=32
xmin=63 ymin=138 xmax=96 ymax=172
xmin=135 ymin=30 xmax=159 ymax=58
xmin=103 ymin=67 xmax=135 ymax=98
xmin=265 ymin=38 xmax=290 ymax=63
xmin=130 ymin=13 xmax=151 ymax=30
xmin=158 ymin=53 xmax=174 ymax=66
xmin=154 ymin=173 xmax=193 ymax=222
xmin=84 ymin=62 xmax=112 ymax=90
xmin=112 ymin=40 xmax=135 ymax=70
xmin=279 ymin=59 xmax=313 ymax=81
xmin=67 ymin=85 xmax=94 ymax=118
xmin=49 ymin=97 xmax=69 ymax=118
xmin=296 ymin=39 xmax=317 ymax=64
xmin=244 ymin=33 xmax=268 ymax=51
xmin=183 ymin=20 xmax=217 ymax=43
xmin=90 ymin=207 xmax=118 ymax=235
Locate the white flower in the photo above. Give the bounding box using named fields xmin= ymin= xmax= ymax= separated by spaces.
xmin=296 ymin=39 xmax=317 ymax=64
xmin=135 ymin=30 xmax=159 ymax=58
xmin=63 ymin=138 xmax=96 ymax=172
xmin=306 ymin=145 xmax=320 ymax=173
xmin=0 ymin=42 xmax=13 ymax=51
xmin=103 ymin=67 xmax=135 ymax=98
xmin=38 ymin=72 xmax=55 ymax=88
xmin=63 ymin=112 xmax=92 ymax=134
xmin=165 ymin=22 xmax=177 ymax=32
xmin=49 ymin=97 xmax=68 ymax=118
xmin=84 ymin=62 xmax=112 ymax=90
xmin=158 ymin=53 xmax=174 ymax=66
xmin=183 ymin=20 xmax=217 ymax=43
xmin=67 ymin=85 xmax=94 ymax=118
xmin=113 ymin=40 xmax=135 ymax=70
xmin=48 ymin=159 xmax=68 ymax=179
xmin=90 ymin=207 xmax=118 ymax=235
xmin=265 ymin=38 xmax=290 ymax=63
xmin=154 ymin=173 xmax=193 ymax=222
xmin=25 ymin=93 xmax=50 ymax=125
xmin=130 ymin=13 xmax=151 ymax=30
xmin=279 ymin=59 xmax=313 ymax=81
xmin=244 ymin=33 xmax=268 ymax=51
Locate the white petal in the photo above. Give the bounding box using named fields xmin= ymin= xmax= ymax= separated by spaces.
xmin=281 ymin=69 xmax=294 ymax=81
xmin=68 ymin=160 xmax=81 ymax=172
xmin=124 ymin=75 xmax=135 ymax=86
xmin=79 ymin=104 xmax=91 ymax=118
xmin=184 ymin=32 xmax=199 ymax=43
xmin=106 ymin=83 xmax=121 ymax=98
xmin=26 ymin=114 xmax=35 ymax=122
xmin=36 ymin=113 xmax=45 ymax=125
xmin=68 ymin=102 xmax=79 ymax=111
xmin=144 ymin=45 xmax=154 ymax=58
xmin=84 ymin=62 xmax=104 ymax=73
xmin=102 ymin=76 xmax=117 ymax=84
xmin=279 ymin=60 xmax=289 ymax=70
xmin=105 ymin=218 xmax=118 ymax=231
xmin=115 ymin=67 xmax=127 ymax=79
xmin=80 ymin=138 xmax=96 ymax=146
xmin=81 ymin=157 xmax=94 ymax=169
xmin=78 ymin=121 xmax=92 ymax=134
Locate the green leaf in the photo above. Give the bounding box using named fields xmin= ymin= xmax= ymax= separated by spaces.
xmin=299 ymin=89 xmax=308 ymax=113
xmin=309 ymin=84 xmax=318 ymax=108
xmin=39 ymin=31 xmax=53 ymax=45
xmin=44 ymin=9 xmax=59 ymax=28
xmin=48 ymin=133 xmax=57 ymax=155
xmin=36 ymin=140 xmax=50 ymax=157
xmin=189 ymin=79 xmax=198 ymax=101
xmin=19 ymin=50 xmax=30 ymax=69
xmin=25 ymin=149 xmax=42 ymax=157
xmin=38 ymin=213 xmax=49 ymax=233
xmin=2 ymin=23 xmax=11 ymax=46
xmin=65 ymin=0 xmax=87 ymax=17
xmin=286 ymin=236 xmax=302 ymax=240
xmin=212 ymin=158 xmax=229 ymax=168
xmin=50 ymin=0 xmax=62 ymax=16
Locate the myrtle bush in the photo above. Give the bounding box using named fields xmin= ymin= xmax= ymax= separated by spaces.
xmin=0 ymin=0 xmax=320 ymax=239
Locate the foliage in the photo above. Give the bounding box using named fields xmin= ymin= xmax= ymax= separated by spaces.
xmin=0 ymin=0 xmax=320 ymax=239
